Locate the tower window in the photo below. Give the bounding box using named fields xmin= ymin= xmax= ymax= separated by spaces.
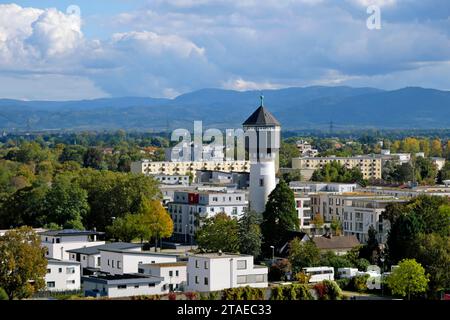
xmin=259 ymin=179 xmax=264 ymax=187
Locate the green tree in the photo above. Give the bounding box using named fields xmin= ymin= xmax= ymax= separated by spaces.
xmin=42 ymin=174 xmax=89 ymax=229
xmin=261 ymin=179 xmax=299 ymax=252
xmin=279 ymin=142 xmax=300 ymax=168
xmin=0 ymin=227 xmax=47 ymax=300
xmin=83 ymin=147 xmax=106 ymax=170
xmin=359 ymin=226 xmax=380 ymax=264
xmin=238 ymin=211 xmax=262 ymax=258
xmin=288 ymin=238 xmax=320 ymax=273
xmin=196 ymin=213 xmax=240 ymax=253
xmin=386 ymin=259 xmax=429 ymax=300
xmin=106 ymin=214 xmax=142 ymax=242
xmin=311 ymin=161 xmax=364 ymax=185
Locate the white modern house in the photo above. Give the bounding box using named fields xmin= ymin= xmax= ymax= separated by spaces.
xmin=40 ymin=229 xmax=105 ymax=261
xmin=293 ymin=193 xmax=313 ymax=230
xmin=98 ymin=248 xmax=179 ymax=275
xmin=82 ymin=273 xmax=166 ymax=298
xmin=44 ymin=259 xmax=81 ymax=292
xmin=187 ymin=252 xmax=268 ymax=292
xmin=138 ymin=262 xmax=187 ymax=292
xmin=67 ymin=242 xmax=142 ymax=274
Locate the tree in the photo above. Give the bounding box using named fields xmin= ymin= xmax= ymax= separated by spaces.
xmin=42 ymin=174 xmax=89 ymax=229
xmin=288 ymin=238 xmax=320 ymax=273
xmin=386 ymin=259 xmax=429 ymax=300
xmin=430 ymin=139 xmax=442 ymax=157
xmin=238 ymin=211 xmax=262 ymax=258
xmin=415 ymin=233 xmax=450 ymax=297
xmin=414 ymin=157 xmax=438 ymax=185
xmin=106 ymin=214 xmax=143 ymax=242
xmin=279 ymin=142 xmax=300 ymax=168
xmin=0 ymin=227 xmax=47 ymax=300
xmin=311 ymin=161 xmax=364 ymax=185
xmin=261 ymin=179 xmax=299 ymax=252
xmin=281 ymin=169 xmax=302 ymax=183
xmin=83 ymin=147 xmax=106 ymax=170
xmin=139 ymin=199 xmax=174 ymax=250
xmin=330 ymin=218 xmax=342 ymax=236
xmin=359 ymin=226 xmax=380 ymax=264
xmin=196 ymin=213 xmax=239 ymax=253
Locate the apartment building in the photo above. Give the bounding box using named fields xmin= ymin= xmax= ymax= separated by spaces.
xmin=167 ymin=190 xmax=248 ymax=243
xmin=290 ymin=182 xmax=358 ymax=193
xmin=342 ymin=198 xmax=406 ymax=244
xmin=40 ymin=229 xmax=105 ymax=261
xmin=292 ymin=156 xmax=382 ymax=180
xmin=186 ymin=253 xmax=268 ymax=292
xmin=294 ymin=193 xmax=313 ymax=230
xmin=130 ymin=160 xmax=250 ymax=178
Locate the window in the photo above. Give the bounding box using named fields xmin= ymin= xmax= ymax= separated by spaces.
xmin=46 ymin=268 xmax=51 ymax=274
xmin=138 ymin=268 xmax=144 ymax=274
xmin=195 ymin=276 xmax=199 ymax=284
xmin=195 ymin=260 xmax=199 ymax=268
xmin=47 ymin=281 xmax=55 ymax=288
xmin=66 ymin=280 xmax=75 ymax=285
xmin=237 ymin=276 xmax=247 ymax=284
xmin=134 ymin=285 xmax=139 ymax=289
xmin=204 ymin=261 xmax=209 ymax=269
xmin=97 ymin=257 xmax=101 ymax=266
xmin=148 ymin=283 xmax=155 ymax=287
xmin=237 ymin=260 xmax=247 ymax=270
xmin=58 ymin=268 xmax=62 ymax=273
xmin=107 ymin=259 xmax=110 ymax=266
xmin=204 ymin=277 xmax=209 ymax=285
xmin=169 ymin=271 xmax=173 ymax=277
xmin=117 ymin=261 xmax=121 ymax=269
xmin=66 ymin=267 xmax=75 ymax=274
xmin=112 ymin=260 xmax=115 ymax=268
xmin=118 ymin=285 xmax=127 ymax=289
xmin=176 ymin=270 xmax=179 ymax=277
xmin=83 ymin=256 xmax=86 ymax=261
xmin=259 ymin=179 xmax=264 ymax=187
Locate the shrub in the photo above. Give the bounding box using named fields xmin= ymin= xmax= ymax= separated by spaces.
xmin=270 ymin=286 xmax=285 ymax=300
xmin=314 ymin=280 xmax=342 ymax=300
xmin=336 ymin=278 xmax=351 ymax=290
xmin=168 ymin=292 xmax=177 ymax=300
xmin=185 ymin=292 xmax=197 ymax=300
xmin=351 ymin=275 xmax=369 ymax=293
xmin=293 ymin=284 xmax=314 ymax=300
xmin=0 ymin=288 xmax=7 ymax=300
xmin=295 ymin=272 xmax=311 ymax=284
xmin=208 ymin=291 xmax=220 ymax=300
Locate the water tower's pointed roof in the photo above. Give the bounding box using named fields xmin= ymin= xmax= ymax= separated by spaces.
xmin=243 ymin=95 xmax=280 ymax=126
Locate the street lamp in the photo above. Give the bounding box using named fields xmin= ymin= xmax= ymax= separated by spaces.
xmin=380 ymin=256 xmax=385 ymax=296
xmin=270 ymin=246 xmax=275 ymax=264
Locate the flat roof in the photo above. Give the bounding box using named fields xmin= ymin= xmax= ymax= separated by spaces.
xmin=82 ymin=273 xmax=164 ymax=285
xmin=67 ymin=242 xmax=142 ymax=255
xmin=47 ymin=258 xmax=81 ymax=265
xmin=98 ymin=248 xmax=180 ymax=257
xmin=39 ymin=229 xmax=104 ymax=237
xmin=191 ymin=252 xmax=252 ymax=259
xmin=139 ymin=262 xmax=187 ymax=268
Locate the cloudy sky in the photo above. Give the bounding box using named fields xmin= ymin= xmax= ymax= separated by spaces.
xmin=0 ymin=0 xmax=449 ymax=100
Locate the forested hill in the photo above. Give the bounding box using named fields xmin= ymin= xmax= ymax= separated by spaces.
xmin=1 ymin=86 xmax=449 ymax=131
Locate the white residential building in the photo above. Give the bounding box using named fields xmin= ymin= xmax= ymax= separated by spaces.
xmin=40 ymin=230 xmax=105 ymax=261
xmin=82 ymin=273 xmax=166 ymax=298
xmin=290 ymin=181 xmax=358 ymax=193
xmin=67 ymin=242 xmax=142 ymax=274
xmin=45 ymin=259 xmax=81 ymax=292
xmin=187 ymin=253 xmax=268 ymax=293
xmin=167 ymin=190 xmax=248 ymax=243
xmin=294 ymin=193 xmax=312 ymax=230
xmin=99 ymin=248 xmax=179 ymax=275
xmin=138 ymin=262 xmax=187 ymax=292
xmin=153 ymin=174 xmax=190 ymax=185
xmin=343 ymin=198 xmax=406 ymax=243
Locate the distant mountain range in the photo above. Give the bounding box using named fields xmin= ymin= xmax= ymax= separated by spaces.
xmin=0 ymin=86 xmax=449 ymax=131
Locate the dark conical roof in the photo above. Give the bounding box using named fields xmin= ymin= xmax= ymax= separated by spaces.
xmin=243 ymin=106 xmax=280 ymax=126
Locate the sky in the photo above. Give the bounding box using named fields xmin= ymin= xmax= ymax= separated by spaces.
xmin=0 ymin=0 xmax=449 ymax=100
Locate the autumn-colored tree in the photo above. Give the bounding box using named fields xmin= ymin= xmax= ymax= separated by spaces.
xmin=0 ymin=227 xmax=47 ymax=300
xmin=139 ymin=199 xmax=174 ymax=251
xmin=430 ymin=139 xmax=442 ymax=157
